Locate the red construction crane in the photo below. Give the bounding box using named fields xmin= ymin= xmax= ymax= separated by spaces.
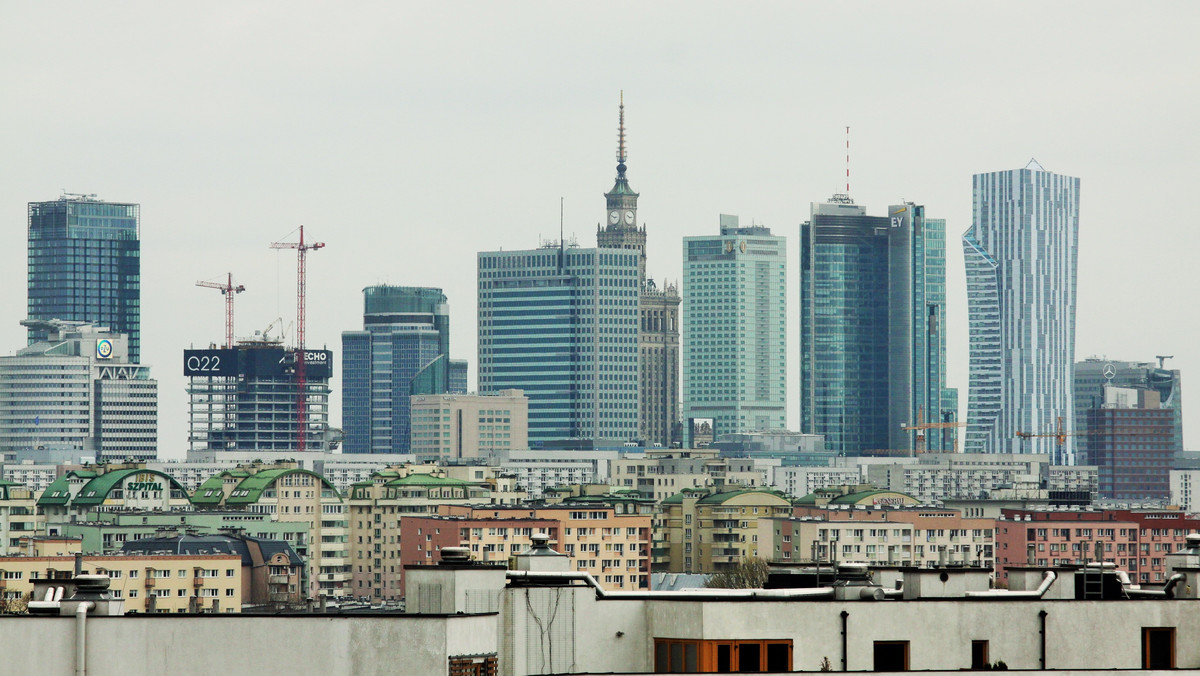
xmin=270 ymin=226 xmax=325 ymax=452
xmin=195 ymin=273 xmax=246 ymax=348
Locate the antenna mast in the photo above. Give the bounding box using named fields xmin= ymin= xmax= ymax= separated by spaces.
xmin=195 ymin=273 xmax=246 ymax=348
xmin=270 ymin=225 xmax=326 ymax=452
xmin=617 ymin=91 xmax=627 ymax=167
xmin=845 ymin=126 xmax=850 ymax=194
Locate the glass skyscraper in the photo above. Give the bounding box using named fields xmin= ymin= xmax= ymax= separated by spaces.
xmin=682 ymin=215 xmax=786 ymax=438
xmin=800 ymin=197 xmax=956 ymax=455
xmin=341 ymin=286 xmax=451 ymax=454
xmin=27 ymin=195 xmax=141 ymax=363
xmin=477 ymin=245 xmax=640 ymax=445
xmin=962 ymin=161 xmax=1080 ymax=462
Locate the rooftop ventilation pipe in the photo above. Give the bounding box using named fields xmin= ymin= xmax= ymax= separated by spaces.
xmin=964 ymin=570 xmax=1057 ymax=598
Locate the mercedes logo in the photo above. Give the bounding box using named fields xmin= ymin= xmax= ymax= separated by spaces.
xmin=1102 ymin=364 xmax=1116 ymax=380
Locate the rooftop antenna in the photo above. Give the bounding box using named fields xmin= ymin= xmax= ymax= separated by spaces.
xmin=558 ymin=197 xmax=565 ymax=273
xmin=845 ymin=125 xmax=851 ymax=194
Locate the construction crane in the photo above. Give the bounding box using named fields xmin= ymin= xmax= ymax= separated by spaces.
xmin=270 ymin=226 xmax=325 ymax=453
xmin=1014 ymin=416 xmax=1111 ymax=461
xmin=195 ymin=273 xmax=246 ymax=348
xmin=901 ymin=406 xmax=969 ymax=454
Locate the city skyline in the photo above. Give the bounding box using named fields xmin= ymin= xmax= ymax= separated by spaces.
xmin=1 ymin=3 xmax=1197 ymax=456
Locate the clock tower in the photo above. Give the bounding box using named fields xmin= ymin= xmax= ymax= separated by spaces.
xmin=598 ymin=92 xmax=647 ymax=282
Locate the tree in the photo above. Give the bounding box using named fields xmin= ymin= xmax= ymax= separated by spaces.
xmin=705 ymin=557 xmax=770 ymax=589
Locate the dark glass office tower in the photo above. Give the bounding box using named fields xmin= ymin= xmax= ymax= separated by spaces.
xmin=341 ymin=286 xmax=451 ymax=454
xmin=27 ymin=195 xmax=141 ymax=362
xmin=800 ymin=196 xmax=956 ymax=455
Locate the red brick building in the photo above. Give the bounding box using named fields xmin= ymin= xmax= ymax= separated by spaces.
xmin=995 ymin=509 xmax=1200 ymax=584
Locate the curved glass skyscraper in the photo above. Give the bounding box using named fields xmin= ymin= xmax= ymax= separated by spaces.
xmin=962 ymin=161 xmax=1080 ymax=462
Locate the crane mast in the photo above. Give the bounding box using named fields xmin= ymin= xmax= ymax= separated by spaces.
xmin=270 ymin=226 xmax=325 ymax=452
xmin=195 ymin=273 xmax=246 ymax=348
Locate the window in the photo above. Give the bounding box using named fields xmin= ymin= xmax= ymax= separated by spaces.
xmin=873 ymin=641 xmax=909 ymax=672
xmin=653 ymin=639 xmax=791 ymax=673
xmin=448 ymin=655 xmax=498 ymax=676
xmin=971 ymin=640 xmax=989 ymax=670
xmin=1143 ymin=627 xmax=1175 ymax=669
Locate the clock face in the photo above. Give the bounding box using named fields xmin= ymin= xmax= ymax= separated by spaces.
xmin=609 ymin=210 xmax=620 ymax=225
xmin=624 ymin=210 xmax=634 ymax=225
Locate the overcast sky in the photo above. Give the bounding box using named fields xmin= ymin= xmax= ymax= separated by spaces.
xmin=2 ymin=2 xmax=1197 ymax=459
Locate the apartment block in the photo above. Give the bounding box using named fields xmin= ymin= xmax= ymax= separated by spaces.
xmin=655 ymin=488 xmax=792 ymax=573
xmin=610 ymin=449 xmax=769 ymax=502
xmin=191 ymin=463 xmax=349 ymax=598
xmin=0 ymin=554 xmax=243 ymax=613
xmin=995 ymin=508 xmax=1200 ymax=584
xmin=763 ymin=508 xmax=995 ymax=569
xmin=440 ymin=503 xmax=653 ymax=590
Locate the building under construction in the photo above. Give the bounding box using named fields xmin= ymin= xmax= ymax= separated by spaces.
xmin=185 ymin=339 xmax=333 ymax=453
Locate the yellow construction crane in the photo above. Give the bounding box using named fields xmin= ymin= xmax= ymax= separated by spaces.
xmin=901 ymin=406 xmax=969 ymax=454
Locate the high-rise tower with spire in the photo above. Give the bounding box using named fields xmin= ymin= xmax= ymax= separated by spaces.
xmin=598 ymin=93 xmax=648 ymax=281
xmin=596 ymin=94 xmax=681 ymax=447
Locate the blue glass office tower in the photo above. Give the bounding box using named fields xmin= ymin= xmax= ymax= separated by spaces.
xmin=800 ymin=197 xmax=956 ymax=455
xmin=27 ymin=195 xmax=141 ymax=363
xmin=477 ymin=245 xmax=640 ymax=445
xmin=962 ymin=161 xmax=1079 ymax=462
xmin=682 ymin=215 xmax=787 ymax=438
xmin=341 ymin=286 xmax=451 ymax=454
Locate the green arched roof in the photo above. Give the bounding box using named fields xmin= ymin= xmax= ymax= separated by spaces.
xmin=224 ymin=468 xmax=341 ymax=504
xmin=38 ymin=471 xmax=97 ymax=506
xmin=828 ymin=490 xmax=919 ymax=505
xmin=696 ymin=489 xmax=790 ymax=505
xmin=40 ymin=469 xmax=187 ymax=507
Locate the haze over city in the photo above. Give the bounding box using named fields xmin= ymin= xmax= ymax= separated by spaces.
xmin=2 ymin=1 xmax=1197 ymax=456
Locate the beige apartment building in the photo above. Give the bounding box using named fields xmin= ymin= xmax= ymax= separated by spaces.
xmin=0 ymin=480 xmax=37 ymax=555
xmin=409 ymin=389 xmax=528 ymax=462
xmin=0 ymin=554 xmax=244 ymax=613
xmin=348 ymin=468 xmax=494 ymax=598
xmin=192 ymin=462 xmax=349 ymax=598
xmin=610 ymin=449 xmax=769 ymax=502
xmin=654 ymin=488 xmax=793 ymax=573
xmin=439 ymin=503 xmax=654 ymax=590
xmin=762 ymin=507 xmax=996 ymax=568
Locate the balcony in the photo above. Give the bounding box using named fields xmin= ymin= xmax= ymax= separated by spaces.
xmin=193 ymin=577 xmax=205 ymax=587
xmin=270 ymin=575 xmax=290 ymax=585
xmin=144 ymin=577 xmax=156 ymax=588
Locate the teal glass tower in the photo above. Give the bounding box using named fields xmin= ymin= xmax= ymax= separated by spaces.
xmin=27 ymin=195 xmax=141 ymax=363
xmin=800 ymin=197 xmax=956 ymax=455
xmin=477 ymin=245 xmax=640 ymax=445
xmin=341 ymin=286 xmax=451 ymax=454
xmin=682 ymin=215 xmax=787 ymax=438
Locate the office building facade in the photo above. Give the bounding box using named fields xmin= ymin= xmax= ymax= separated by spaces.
xmin=0 ymin=320 xmax=157 ymax=462
xmin=1075 ymin=357 xmax=1183 ymax=450
xmin=800 ymin=197 xmax=956 ymax=455
xmin=595 ymin=96 xmax=681 ymax=447
xmin=27 ymin=195 xmax=141 ymax=363
xmin=683 ymin=215 xmax=786 ymax=437
xmin=342 ymin=286 xmax=452 ymax=454
xmin=962 ymin=161 xmax=1080 ymax=461
xmin=478 ymin=245 xmax=640 ymax=445
xmin=1086 ymin=385 xmax=1176 ymax=500
xmin=409 ymin=389 xmax=529 ymax=462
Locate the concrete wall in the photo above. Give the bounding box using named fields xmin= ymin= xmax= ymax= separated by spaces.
xmin=0 ymin=613 xmax=495 ymax=676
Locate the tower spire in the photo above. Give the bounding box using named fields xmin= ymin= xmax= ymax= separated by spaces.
xmin=617 ymin=91 xmax=627 ymax=177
